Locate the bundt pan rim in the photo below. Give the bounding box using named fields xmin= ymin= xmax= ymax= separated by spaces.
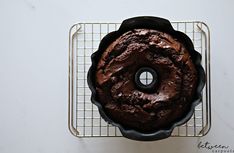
xmin=87 ymin=16 xmax=206 ymax=141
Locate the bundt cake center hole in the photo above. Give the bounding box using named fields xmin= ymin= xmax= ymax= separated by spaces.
xmin=134 ymin=67 xmax=158 ymax=92
xmin=139 ymin=71 xmax=153 ymax=85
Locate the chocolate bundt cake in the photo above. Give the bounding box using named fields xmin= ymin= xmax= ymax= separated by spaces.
xmin=95 ymin=29 xmax=197 ymax=132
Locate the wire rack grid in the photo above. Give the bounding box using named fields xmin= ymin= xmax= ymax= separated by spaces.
xmin=68 ymin=21 xmax=211 ymax=138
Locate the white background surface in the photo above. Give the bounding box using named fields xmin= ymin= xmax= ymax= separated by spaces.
xmin=0 ymin=0 xmax=234 ymax=153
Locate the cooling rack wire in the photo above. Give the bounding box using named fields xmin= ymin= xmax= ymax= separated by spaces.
xmin=68 ymin=21 xmax=211 ymax=138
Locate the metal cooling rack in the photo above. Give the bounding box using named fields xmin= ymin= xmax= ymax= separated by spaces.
xmin=68 ymin=21 xmax=211 ymax=138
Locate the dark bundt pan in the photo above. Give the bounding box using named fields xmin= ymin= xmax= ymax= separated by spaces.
xmin=87 ymin=16 xmax=206 ymax=141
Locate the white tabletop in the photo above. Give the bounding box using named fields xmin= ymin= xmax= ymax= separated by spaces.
xmin=0 ymin=0 xmax=234 ymax=153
